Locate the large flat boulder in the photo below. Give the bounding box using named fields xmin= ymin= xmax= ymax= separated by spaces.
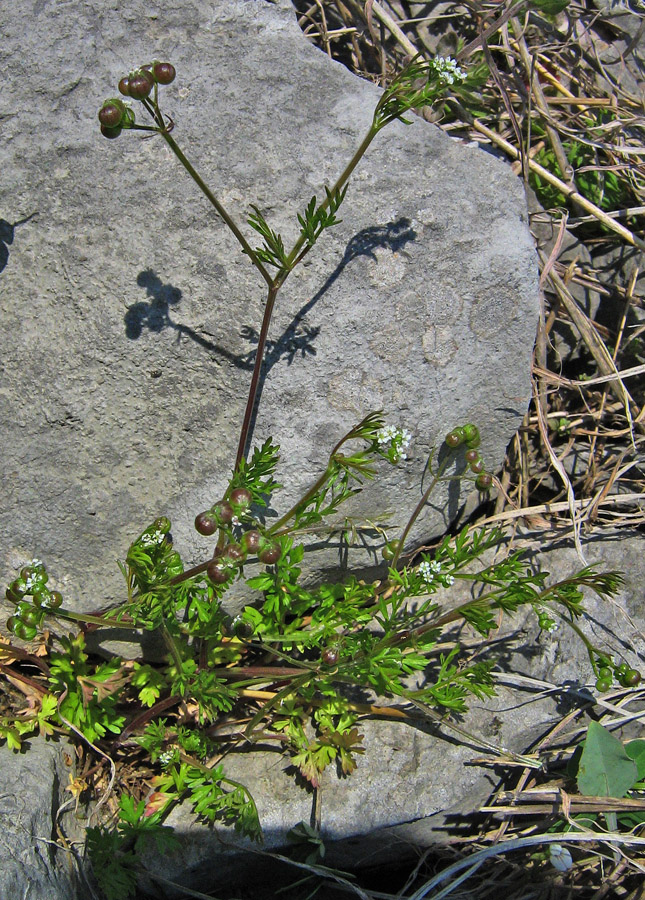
xmin=1 ymin=0 xmax=538 ymax=610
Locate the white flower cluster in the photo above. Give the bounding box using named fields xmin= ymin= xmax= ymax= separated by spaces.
xmin=418 ymin=558 xmax=454 ymax=586
xmin=432 ymin=56 xmax=466 ymax=86
xmin=139 ymin=529 xmax=166 ymax=547
xmin=376 ymin=424 xmax=412 ymax=462
xmin=158 ymin=749 xmax=176 ymax=767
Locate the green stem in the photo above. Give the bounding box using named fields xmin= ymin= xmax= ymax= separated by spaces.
xmin=52 ymin=608 xmax=139 ymax=629
xmin=160 ymin=624 xmax=185 ymax=673
xmin=155 ymin=123 xmax=273 ymax=288
xmin=267 ymin=427 xmax=358 ymax=533
xmin=390 ymin=453 xmax=452 ymax=568
xmin=282 ymin=124 xmax=379 ymax=274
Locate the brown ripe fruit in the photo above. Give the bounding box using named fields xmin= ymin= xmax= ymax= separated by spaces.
xmin=153 ymin=62 xmax=176 ymax=85
xmin=241 ymin=530 xmax=261 ymax=554
xmin=258 ymin=542 xmax=281 ymax=565
xmin=222 ymin=543 xmax=246 ymax=564
xmin=195 ymin=512 xmax=217 ymax=536
xmin=230 ymin=488 xmax=252 ymax=509
xmin=322 ymin=647 xmax=339 ymax=666
xmin=127 ymin=70 xmax=154 ymax=99
xmin=207 ymin=560 xmax=229 ymax=584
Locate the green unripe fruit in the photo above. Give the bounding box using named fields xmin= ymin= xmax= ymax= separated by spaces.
xmin=445 ymin=430 xmax=462 ymax=448
xmin=43 ymin=590 xmax=63 ymax=610
xmin=6 ymin=585 xmax=22 ymax=604
xmin=475 ymin=473 xmax=493 ymax=491
xmin=622 ymin=668 xmax=641 ymax=687
xmin=7 ymin=616 xmax=37 ymax=640
xmin=462 ymin=424 xmax=479 ymax=445
xmin=595 ymin=677 xmax=612 ymax=693
xmin=598 ymin=667 xmax=612 ymax=681
xmin=469 ymin=458 xmax=484 ymax=475
xmin=616 ymin=663 xmax=629 ymax=677
xmin=464 ymin=449 xmax=480 ymax=464
xmin=381 ymin=540 xmax=399 ymax=561
xmin=153 ymin=62 xmax=176 ymax=84
xmin=10 ymin=578 xmax=27 ymax=597
xmin=30 ymin=585 xmax=50 ymax=605
xmin=234 ymin=618 xmax=253 ymax=640
xmin=20 ymin=607 xmax=43 ymax=628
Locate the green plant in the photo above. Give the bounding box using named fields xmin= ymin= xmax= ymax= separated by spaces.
xmin=0 ymin=54 xmax=635 ymax=900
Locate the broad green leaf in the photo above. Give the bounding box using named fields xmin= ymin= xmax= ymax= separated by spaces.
xmin=577 ymin=721 xmax=638 ymax=797
xmin=625 ymin=739 xmax=645 ymax=782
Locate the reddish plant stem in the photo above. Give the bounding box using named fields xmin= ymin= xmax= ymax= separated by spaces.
xmin=234 ymin=283 xmax=279 ymax=468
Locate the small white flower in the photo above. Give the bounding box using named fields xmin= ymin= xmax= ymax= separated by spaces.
xmin=158 ymin=750 xmax=175 ymax=766
xmin=432 ymin=56 xmax=466 ymax=86
xmin=419 ymin=560 xmax=433 ymax=583
xmin=429 ymin=560 xmax=442 ymax=573
xmin=443 ymin=574 xmax=455 ymax=586
xmin=376 ymin=425 xmax=412 ymax=462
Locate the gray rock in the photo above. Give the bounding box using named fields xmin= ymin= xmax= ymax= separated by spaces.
xmin=0 ymin=738 xmax=83 ymax=898
xmin=132 ymin=529 xmax=644 ymax=896
xmin=1 ymin=0 xmax=538 ymax=615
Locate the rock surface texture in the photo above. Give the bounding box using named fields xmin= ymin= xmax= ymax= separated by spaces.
xmin=0 ymin=738 xmax=82 ymax=897
xmin=1 ymin=0 xmax=538 ymax=610
xmin=1 ymin=0 xmax=541 ymax=895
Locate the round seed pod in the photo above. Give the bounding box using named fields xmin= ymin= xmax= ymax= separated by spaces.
xmin=98 ymin=100 xmax=125 ymax=128
xmin=475 ymin=473 xmax=493 ymax=491
xmin=230 ymin=488 xmax=252 ymax=510
xmin=258 ymin=542 xmax=281 ymax=565
xmin=100 ymin=124 xmax=123 ymax=139
xmin=462 ymin=423 xmax=480 ymax=445
xmin=127 ymin=70 xmax=154 ymax=99
xmin=222 ymin=543 xmax=246 ymax=564
xmin=241 ymin=530 xmax=261 ymax=554
xmin=213 ymin=500 xmax=234 ymax=525
xmin=207 ymin=560 xmax=229 ymax=584
xmin=195 ymin=512 xmax=217 ymax=536
xmin=153 ymin=62 xmax=176 ymax=84
xmin=322 ymin=647 xmax=339 ymax=666
xmin=118 ymin=77 xmax=131 ymax=96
